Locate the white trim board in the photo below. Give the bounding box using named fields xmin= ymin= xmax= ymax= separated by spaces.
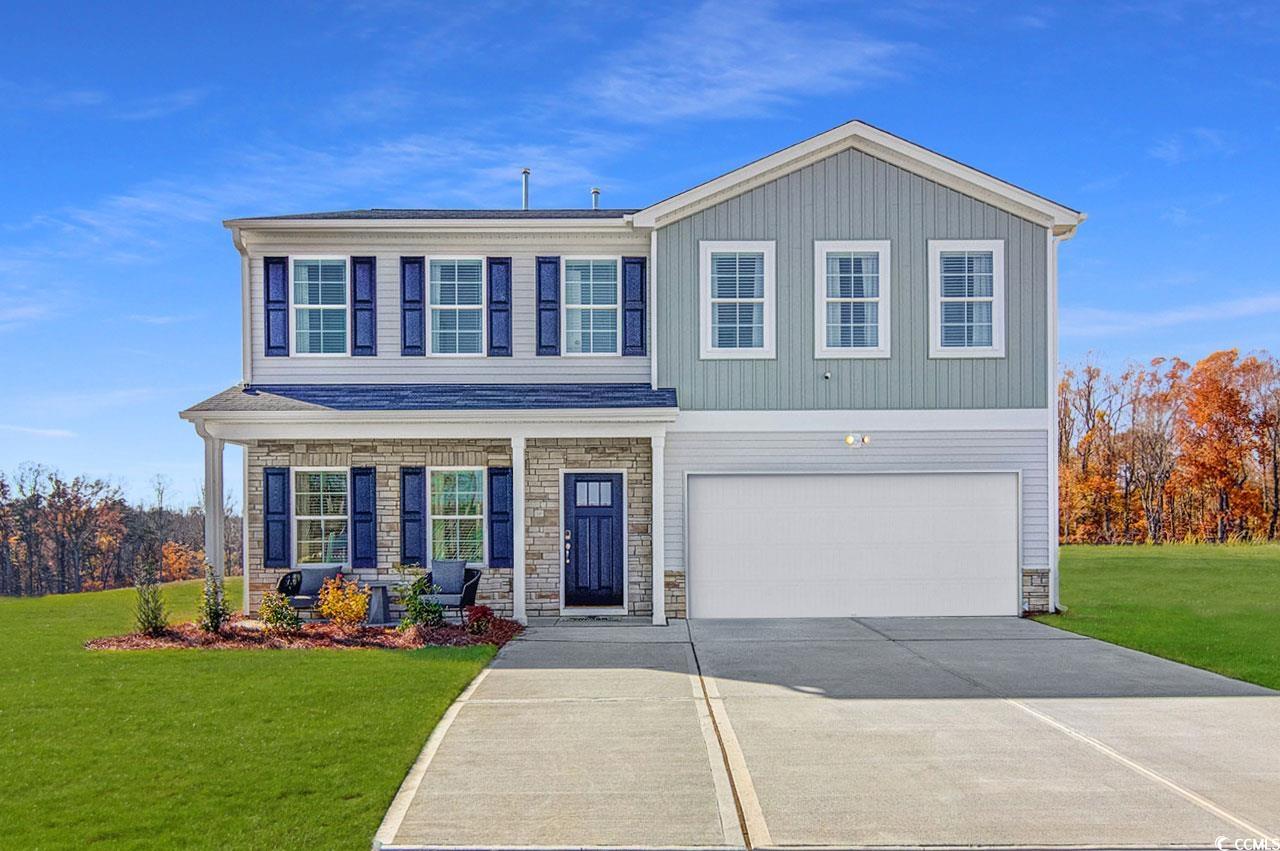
xmin=699 ymin=240 xmax=777 ymax=360
xmin=669 ymin=409 xmax=1049 ymax=432
xmin=928 ymin=239 xmax=1006 ymax=359
xmin=632 ymin=120 xmax=1085 ymax=233
xmin=813 ymin=240 xmax=891 ymax=360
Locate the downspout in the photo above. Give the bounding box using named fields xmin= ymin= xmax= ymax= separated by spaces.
xmin=649 ymin=229 xmax=658 ymax=389
xmin=231 ymin=227 xmax=252 ymax=385
xmin=1047 ymin=221 xmax=1080 ymax=613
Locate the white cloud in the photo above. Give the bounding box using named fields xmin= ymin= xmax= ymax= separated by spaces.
xmin=127 ymin=313 xmax=198 ymax=325
xmin=1149 ymin=127 xmax=1233 ymax=164
xmin=579 ymin=0 xmax=912 ymax=122
xmin=0 ymin=424 xmax=75 ymax=439
xmin=1063 ymin=293 xmax=1280 ymax=338
xmin=0 ymin=79 xmax=208 ymax=121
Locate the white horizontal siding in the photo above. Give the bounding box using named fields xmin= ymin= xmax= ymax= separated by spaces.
xmin=245 ymin=232 xmax=650 ymax=384
xmin=664 ymin=429 xmax=1050 ymax=573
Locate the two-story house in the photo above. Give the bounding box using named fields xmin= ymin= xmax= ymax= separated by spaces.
xmin=181 ymin=120 xmax=1084 ymax=624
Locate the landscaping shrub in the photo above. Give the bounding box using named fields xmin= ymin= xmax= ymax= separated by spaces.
xmin=316 ymin=576 xmax=370 ymax=630
xmin=259 ymin=590 xmax=302 ymax=635
xmin=465 ymin=605 xmax=494 ymax=635
xmin=133 ymin=562 xmax=168 ymax=636
xmin=392 ymin=563 xmax=445 ymax=630
xmin=195 ymin=567 xmax=230 ymax=634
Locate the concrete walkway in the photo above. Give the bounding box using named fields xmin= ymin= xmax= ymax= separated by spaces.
xmin=377 ymin=618 xmax=1280 ymax=849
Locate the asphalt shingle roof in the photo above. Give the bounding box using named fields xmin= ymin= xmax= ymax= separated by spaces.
xmin=186 ymin=383 xmax=678 ymax=413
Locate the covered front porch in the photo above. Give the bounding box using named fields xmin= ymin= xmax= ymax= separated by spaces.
xmin=180 ymin=383 xmax=679 ymax=625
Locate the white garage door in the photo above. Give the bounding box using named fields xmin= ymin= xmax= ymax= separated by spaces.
xmin=687 ymin=472 xmax=1019 ymax=618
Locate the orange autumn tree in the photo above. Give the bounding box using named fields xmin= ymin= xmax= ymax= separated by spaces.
xmin=1058 ymin=349 xmax=1276 ymax=544
xmin=1178 ymin=350 xmax=1260 ymax=542
xmin=160 ymin=540 xmax=205 ymax=582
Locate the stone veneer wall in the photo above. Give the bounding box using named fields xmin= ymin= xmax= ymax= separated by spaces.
xmin=245 ymin=440 xmax=514 ymax=617
xmin=1022 ymin=567 xmax=1051 ymax=614
xmin=664 ymin=572 xmax=686 ymax=620
xmin=524 ymin=438 xmax=652 ymax=618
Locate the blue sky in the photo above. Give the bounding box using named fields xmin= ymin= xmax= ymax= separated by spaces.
xmin=2 ymin=0 xmax=1278 ymax=506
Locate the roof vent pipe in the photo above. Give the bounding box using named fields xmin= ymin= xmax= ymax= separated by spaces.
xmin=521 ymin=168 xmax=530 ymax=210
xmin=591 ymin=187 xmax=600 ymax=210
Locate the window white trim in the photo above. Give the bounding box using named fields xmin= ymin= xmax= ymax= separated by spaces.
xmin=560 ymin=256 xmax=622 ymax=357
xmin=291 ymin=466 xmax=350 ymax=568
xmin=699 ymin=240 xmax=776 ymax=360
xmin=426 ymin=466 xmax=488 ymax=566
xmin=289 ymin=256 xmax=349 ymax=358
xmin=426 ymin=256 xmax=487 ymax=358
xmin=813 ymin=240 xmax=891 ymax=359
xmin=928 ymin=239 xmax=1006 ymax=359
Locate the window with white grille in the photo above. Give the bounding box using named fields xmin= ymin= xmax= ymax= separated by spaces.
xmin=293 ymin=469 xmax=348 ymax=565
xmin=928 ymin=239 xmax=1005 ymax=358
xmin=814 ymin=240 xmax=890 ymax=358
xmin=430 ymin=258 xmax=484 ymax=355
xmin=699 ymin=241 xmax=776 ymax=359
xmin=563 ymin=259 xmax=619 ymax=354
xmin=430 ymin=469 xmax=485 ymax=562
xmin=292 ymin=258 xmax=347 ymax=355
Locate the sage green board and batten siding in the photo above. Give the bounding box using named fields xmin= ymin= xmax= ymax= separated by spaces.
xmin=246 ymin=233 xmax=650 ymax=384
xmin=654 ymin=147 xmax=1049 ymax=410
xmin=663 ymin=429 xmax=1052 ymax=574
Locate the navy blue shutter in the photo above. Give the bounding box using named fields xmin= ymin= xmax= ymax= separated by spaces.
xmin=621 ymin=256 xmax=647 ymax=356
xmin=487 ymin=257 xmax=512 ymax=357
xmin=401 ymin=257 xmax=425 ymax=356
xmin=264 ymin=257 xmax=289 ymax=357
xmin=350 ymin=257 xmax=377 ymax=356
xmin=487 ymin=467 xmax=514 ymax=568
xmin=400 ymin=467 xmax=426 ymax=566
xmin=350 ymin=467 xmax=377 ymax=568
xmin=536 ymin=256 xmax=560 ymax=356
xmin=263 ymin=467 xmax=291 ymax=568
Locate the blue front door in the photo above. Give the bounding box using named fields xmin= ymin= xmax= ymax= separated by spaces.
xmin=563 ymin=473 xmax=625 ymax=607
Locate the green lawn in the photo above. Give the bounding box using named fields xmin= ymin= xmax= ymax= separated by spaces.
xmin=0 ymin=580 xmax=495 ymax=849
xmin=1037 ymin=544 xmax=1280 ymax=690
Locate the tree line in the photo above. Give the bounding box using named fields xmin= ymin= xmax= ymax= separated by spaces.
xmin=0 ymin=465 xmax=242 ymax=597
xmin=1059 ymin=349 xmax=1280 ymax=544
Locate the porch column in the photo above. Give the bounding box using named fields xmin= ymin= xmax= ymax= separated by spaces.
xmin=651 ymin=434 xmax=666 ymax=625
xmin=202 ymin=435 xmax=226 ymax=580
xmin=511 ymin=436 xmax=527 ymax=625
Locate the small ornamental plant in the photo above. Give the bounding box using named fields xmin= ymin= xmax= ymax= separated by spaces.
xmin=133 ymin=562 xmax=168 ymax=637
xmin=195 ymin=567 xmax=230 ymax=634
xmin=465 ymin=605 xmax=495 ymax=636
xmin=316 ymin=576 xmax=370 ymax=630
xmin=392 ymin=563 xmax=445 ymax=630
xmin=259 ymin=591 xmax=302 ymax=635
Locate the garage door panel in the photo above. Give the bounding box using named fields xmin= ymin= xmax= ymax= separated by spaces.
xmin=687 ymin=473 xmax=1018 ymax=618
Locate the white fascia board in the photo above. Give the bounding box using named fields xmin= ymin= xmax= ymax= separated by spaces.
xmin=669 ymin=408 xmax=1049 ymax=432
xmin=193 ymin=419 xmax=669 ymax=442
xmin=223 ymin=217 xmax=642 ymax=232
xmin=632 ymin=120 xmax=1086 ymax=234
xmin=180 ymin=406 xmax=677 ymax=441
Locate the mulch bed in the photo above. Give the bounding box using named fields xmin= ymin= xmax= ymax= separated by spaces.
xmin=86 ymin=616 xmax=523 ymax=651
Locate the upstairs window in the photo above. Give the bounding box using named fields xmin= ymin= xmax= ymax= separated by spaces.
xmin=294 ymin=469 xmax=348 ymax=566
xmin=928 ymin=239 xmax=1005 ymax=358
xmin=564 ymin=259 xmax=619 ymax=354
xmin=430 ymin=469 xmax=485 ymax=562
xmin=430 ymin=259 xmax=484 ymax=355
xmin=814 ymin=240 xmax=890 ymax=358
xmin=699 ymin=241 xmax=776 ymax=359
xmin=292 ymin=258 xmax=347 ymax=355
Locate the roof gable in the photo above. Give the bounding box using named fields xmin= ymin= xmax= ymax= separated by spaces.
xmin=631 ymin=120 xmax=1085 ymax=236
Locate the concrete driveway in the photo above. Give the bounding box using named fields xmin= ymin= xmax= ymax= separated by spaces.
xmin=376 ymin=618 xmax=1280 ymax=849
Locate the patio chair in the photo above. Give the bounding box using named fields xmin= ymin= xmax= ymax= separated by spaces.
xmin=420 ymin=559 xmax=483 ymax=623
xmin=275 ymin=566 xmax=343 ymax=612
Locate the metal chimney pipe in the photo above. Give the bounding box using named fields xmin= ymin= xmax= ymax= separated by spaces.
xmin=591 ymin=187 xmax=600 ymax=210
xmin=521 ymin=168 xmax=530 ymax=210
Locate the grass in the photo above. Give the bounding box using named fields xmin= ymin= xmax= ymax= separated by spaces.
xmin=0 ymin=579 xmax=495 ymax=849
xmin=1037 ymin=544 xmax=1280 ymax=690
